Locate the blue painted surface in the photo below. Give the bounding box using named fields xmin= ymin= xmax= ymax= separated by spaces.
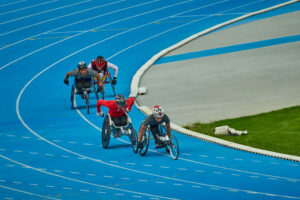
xmin=155 ymin=34 xmax=300 ymax=64
xmin=0 ymin=0 xmax=299 ymax=200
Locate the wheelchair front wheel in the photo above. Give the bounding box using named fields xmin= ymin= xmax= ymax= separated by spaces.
xmin=71 ymin=85 xmax=75 ymax=109
xmin=139 ymin=128 xmax=150 ymax=156
xmin=166 ymin=135 xmax=179 ymax=160
xmin=102 ymin=115 xmax=111 ymax=149
xmin=129 ymin=128 xmax=138 ymax=153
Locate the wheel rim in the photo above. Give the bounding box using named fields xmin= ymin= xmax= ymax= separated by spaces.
xmin=169 ymin=135 xmax=179 ymax=160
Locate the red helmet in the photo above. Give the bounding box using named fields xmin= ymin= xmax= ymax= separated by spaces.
xmin=152 ymin=105 xmax=164 ymax=118
xmin=95 ymin=56 xmax=106 ymax=68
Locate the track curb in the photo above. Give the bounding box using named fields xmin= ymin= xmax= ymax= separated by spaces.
xmin=130 ymin=0 xmax=300 ymax=162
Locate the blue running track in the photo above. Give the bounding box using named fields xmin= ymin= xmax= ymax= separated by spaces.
xmin=0 ymin=0 xmax=299 ymax=199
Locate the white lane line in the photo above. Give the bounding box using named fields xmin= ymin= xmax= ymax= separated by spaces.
xmin=80 ymin=189 xmax=89 ymax=192
xmin=249 ymin=176 xmax=260 ymax=179
xmin=234 ymin=158 xmax=244 ymax=161
xmin=45 ymin=153 xmax=54 ymax=156
xmin=87 ymin=174 xmax=96 ymax=176
xmin=288 ymin=164 xmax=298 ymax=167
xmin=213 ymin=172 xmax=223 ymax=175
xmin=177 ymin=168 xmax=187 ymax=171
xmin=0 ymin=0 xmax=27 ymax=8
xmin=6 ymin=165 xmax=15 ymax=167
xmin=15 ymin=0 xmax=300 ymax=186
xmin=160 ymin=166 xmax=170 ymax=169
xmin=13 ymin=182 xmax=22 ymax=184
xmin=29 ymin=183 xmax=38 ymax=186
xmin=126 ymin=162 xmax=136 ymax=165
xmin=0 ymin=0 xmax=57 ymax=16
xmin=0 ymin=0 xmax=90 ymax=25
xmin=216 ymin=157 xmax=225 ymax=159
xmin=199 ymin=155 xmax=208 ymax=157
xmin=63 ymin=187 xmax=72 ymax=190
xmin=61 ymin=155 xmax=70 ymax=158
xmin=29 ymin=152 xmax=38 ymax=155
xmin=0 ymin=184 xmax=59 ymax=200
xmin=110 ymin=161 xmax=119 ymax=163
xmin=104 ymin=176 xmax=113 ymax=178
xmin=9 ymin=0 xmax=300 ymax=198
xmin=252 ymin=160 xmax=262 ymax=163
xmin=22 ymin=136 xmax=31 ymax=139
xmin=14 ymin=150 xmax=23 ymax=153
xmin=0 ymin=149 xmax=7 ymax=151
xmin=181 ymin=153 xmax=191 ymax=156
xmin=138 ymin=179 xmax=148 ymax=182
xmin=155 ymin=182 xmax=165 ymax=184
xmin=83 ymin=143 xmax=93 ymax=146
xmin=0 ymin=0 xmax=102 ymax=36
xmin=173 ymin=183 xmax=183 ymax=186
xmin=67 ymin=141 xmax=77 ymax=144
xmin=231 ymin=174 xmax=240 ymax=176
xmin=46 ymin=185 xmax=55 ymax=188
xmin=195 ymin=170 xmax=205 ymax=173
xmin=97 ymin=191 xmax=106 ymax=194
xmin=0 ymin=0 xmax=189 ymax=71
xmin=144 ymin=164 xmax=152 ymax=167
xmin=115 ymin=193 xmax=125 ymax=196
xmin=70 ymin=172 xmax=80 ymax=175
xmin=54 ymin=170 xmax=63 ymax=173
xmin=121 ymin=178 xmax=130 ymax=180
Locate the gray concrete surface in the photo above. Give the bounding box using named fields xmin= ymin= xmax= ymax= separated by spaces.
xmin=137 ymin=11 xmax=300 ymax=125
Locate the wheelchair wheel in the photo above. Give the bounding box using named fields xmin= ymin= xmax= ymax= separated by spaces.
xmin=71 ymin=85 xmax=75 ymax=109
xmin=139 ymin=128 xmax=150 ymax=156
xmin=166 ymin=135 xmax=179 ymax=160
xmin=84 ymin=93 xmax=89 ymax=114
xmin=129 ymin=127 xmax=138 ymax=153
xmin=111 ymin=82 xmax=116 ymax=97
xmin=102 ymin=115 xmax=111 ymax=149
xmin=92 ymin=83 xmax=98 ymax=100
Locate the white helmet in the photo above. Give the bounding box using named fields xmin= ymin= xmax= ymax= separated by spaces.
xmin=152 ymin=105 xmax=164 ymax=118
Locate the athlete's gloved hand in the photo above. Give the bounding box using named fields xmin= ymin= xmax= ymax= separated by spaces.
xmin=137 ymin=142 xmax=143 ymax=149
xmin=64 ymin=79 xmax=69 ymax=85
xmin=97 ymin=111 xmax=104 ymax=117
xmin=112 ymin=77 xmax=117 ymax=85
xmin=125 ymin=107 xmax=130 ymax=113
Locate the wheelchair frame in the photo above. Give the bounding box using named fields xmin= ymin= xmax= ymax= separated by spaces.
xmin=70 ymin=78 xmax=98 ymax=114
xmin=139 ymin=123 xmax=179 ymax=160
xmin=102 ymin=112 xmax=138 ymax=153
xmin=93 ymin=70 xmax=116 ymax=100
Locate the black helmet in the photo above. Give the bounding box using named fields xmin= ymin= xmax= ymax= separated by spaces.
xmin=77 ymin=61 xmax=87 ymax=69
xmin=115 ymin=94 xmax=126 ymax=108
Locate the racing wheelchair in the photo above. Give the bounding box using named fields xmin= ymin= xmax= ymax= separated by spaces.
xmin=102 ymin=112 xmax=138 ymax=153
xmin=71 ymin=77 xmax=98 ymax=114
xmin=139 ymin=123 xmax=179 ymax=160
xmin=94 ymin=70 xmax=116 ymax=100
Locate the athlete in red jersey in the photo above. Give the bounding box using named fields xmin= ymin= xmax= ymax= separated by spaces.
xmin=97 ymin=94 xmax=134 ymax=126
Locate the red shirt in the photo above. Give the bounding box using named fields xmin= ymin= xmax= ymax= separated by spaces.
xmin=97 ymin=97 xmax=135 ymax=117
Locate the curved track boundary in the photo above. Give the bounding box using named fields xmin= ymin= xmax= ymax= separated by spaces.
xmin=130 ymin=0 xmax=300 ymax=162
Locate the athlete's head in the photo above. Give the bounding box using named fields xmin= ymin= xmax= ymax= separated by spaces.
xmin=77 ymin=61 xmax=87 ymax=76
xmin=152 ymin=105 xmax=164 ymax=121
xmin=115 ymin=94 xmax=126 ymax=110
xmin=95 ymin=55 xmax=106 ymax=69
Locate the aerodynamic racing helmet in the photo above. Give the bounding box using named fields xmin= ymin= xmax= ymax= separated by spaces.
xmin=115 ymin=94 xmax=126 ymax=109
xmin=152 ymin=105 xmax=164 ymax=118
xmin=95 ymin=55 xmax=106 ymax=68
xmin=77 ymin=61 xmax=87 ymax=70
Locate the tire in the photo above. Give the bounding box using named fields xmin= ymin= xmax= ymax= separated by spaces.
xmin=102 ymin=115 xmax=111 ymax=149
xmin=93 ymin=84 xmax=98 ymax=100
xmin=139 ymin=128 xmax=150 ymax=156
xmin=168 ymin=135 xmax=179 ymax=160
xmin=129 ymin=127 xmax=138 ymax=153
xmin=71 ymin=85 xmax=75 ymax=109
xmin=85 ymin=94 xmax=89 ymax=114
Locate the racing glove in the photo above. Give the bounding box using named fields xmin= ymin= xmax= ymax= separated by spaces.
xmin=112 ymin=77 xmax=117 ymax=85
xmin=97 ymin=111 xmax=104 ymax=117
xmin=137 ymin=142 xmax=143 ymax=149
xmin=64 ymin=79 xmax=69 ymax=85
